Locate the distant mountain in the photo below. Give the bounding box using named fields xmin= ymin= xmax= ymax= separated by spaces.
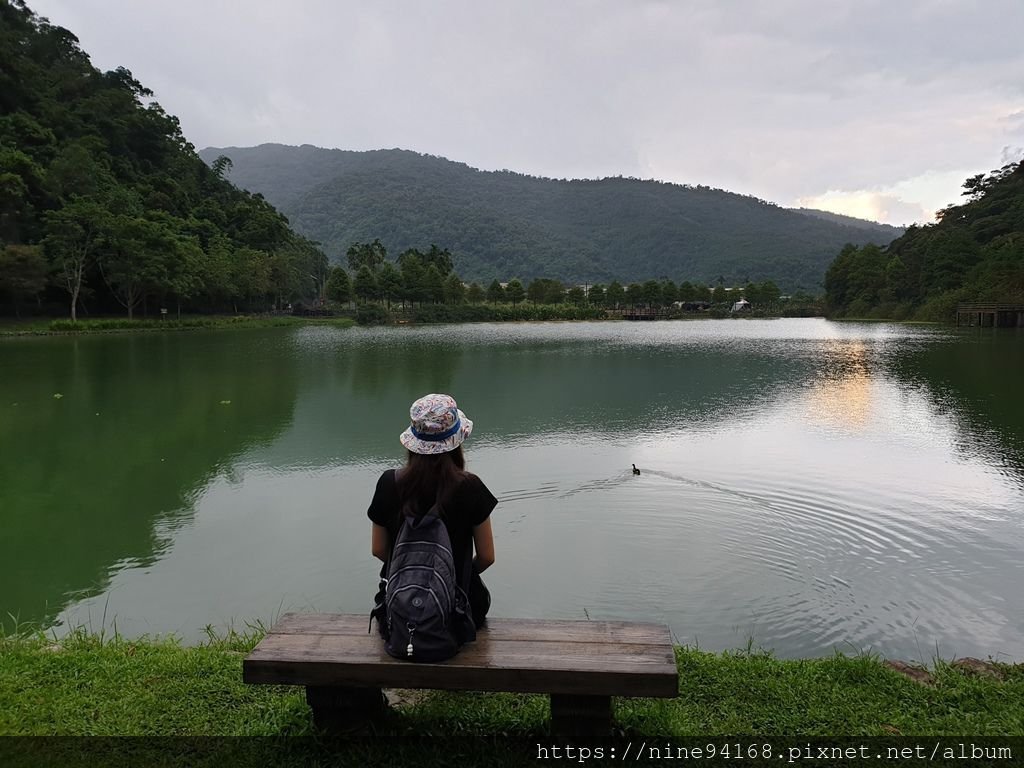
xmin=790 ymin=208 xmax=904 ymax=238
xmin=200 ymin=144 xmax=900 ymax=290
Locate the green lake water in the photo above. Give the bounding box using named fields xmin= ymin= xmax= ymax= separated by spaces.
xmin=2 ymin=319 xmax=1022 ymax=661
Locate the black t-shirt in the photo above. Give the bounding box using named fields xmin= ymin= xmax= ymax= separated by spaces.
xmin=367 ymin=469 xmax=498 ymax=577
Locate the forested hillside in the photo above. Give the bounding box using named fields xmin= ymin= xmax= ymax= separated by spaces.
xmin=0 ymin=1 xmax=325 ymax=319
xmin=200 ymin=143 xmax=900 ymax=291
xmin=824 ymin=161 xmax=1024 ymax=320
xmin=789 ymin=208 xmax=903 ymax=237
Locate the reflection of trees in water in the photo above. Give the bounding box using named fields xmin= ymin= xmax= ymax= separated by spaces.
xmin=267 ymin=336 xmax=816 ymax=465
xmin=885 ymin=334 xmax=1024 ymax=480
xmin=0 ymin=332 xmax=300 ymax=630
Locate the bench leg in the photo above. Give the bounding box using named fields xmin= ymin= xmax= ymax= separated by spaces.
xmin=305 ymin=686 xmax=387 ymax=731
xmin=550 ymin=694 xmax=612 ymax=741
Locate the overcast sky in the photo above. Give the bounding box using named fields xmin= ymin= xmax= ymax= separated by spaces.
xmin=28 ymin=0 xmax=1024 ymax=225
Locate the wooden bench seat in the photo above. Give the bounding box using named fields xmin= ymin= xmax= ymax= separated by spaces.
xmin=244 ymin=613 xmax=678 ymax=736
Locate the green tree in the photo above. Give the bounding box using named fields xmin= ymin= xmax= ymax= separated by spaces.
xmin=883 ymin=255 xmax=909 ymax=303
xmin=544 ymin=279 xmax=565 ymax=304
xmin=443 ymin=273 xmax=465 ymax=304
xmin=588 ymin=283 xmax=605 ymax=306
xmin=486 ymin=279 xmax=504 ymax=304
xmin=626 ymin=282 xmax=642 ymax=307
xmin=712 ymin=285 xmax=727 ymax=304
xmin=641 ymin=280 xmax=661 ymax=307
xmin=567 ymin=286 xmax=585 ymax=305
xmin=232 ymin=247 xmax=272 ymax=310
xmin=660 ymin=279 xmax=678 ymax=306
xmin=527 ymin=278 xmax=546 ymax=305
xmin=353 ymin=264 xmax=380 ymax=303
xmin=326 ymin=265 xmax=351 ymax=305
xmin=423 ymin=264 xmax=444 ymax=304
xmin=466 ymin=282 xmax=484 ymax=303
xmin=606 ymin=280 xmax=624 ymax=307
xmin=346 ymin=239 xmax=386 ymax=272
xmin=378 ymin=262 xmax=403 ymax=308
xmin=505 ymin=278 xmax=524 ymax=307
xmin=744 ymin=282 xmax=761 ymax=305
xmin=0 ymin=244 xmax=47 ymax=316
xmin=398 ymin=250 xmax=427 ymax=306
xmin=99 ymin=214 xmax=179 ymax=319
xmin=166 ymin=235 xmax=204 ymax=318
xmin=43 ymin=198 xmax=107 ymax=322
xmin=759 ymin=280 xmax=781 ymax=306
xmin=423 ymin=244 xmax=454 ymax=276
xmin=678 ymin=281 xmax=695 ymax=301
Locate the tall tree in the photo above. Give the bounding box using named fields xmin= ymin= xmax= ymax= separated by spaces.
xmin=325 ymin=265 xmax=351 ymax=305
xmin=346 ymin=238 xmax=387 ymax=272
xmin=399 ymin=251 xmax=427 ymax=307
xmin=378 ymin=262 xmax=403 ymax=308
xmin=527 ymin=278 xmax=546 ymax=305
xmin=0 ymin=244 xmax=47 ymax=316
xmin=43 ymin=198 xmax=107 ymax=321
xmin=626 ymin=282 xmax=643 ymax=307
xmin=423 ymin=244 xmax=454 ymax=276
xmin=505 ymin=278 xmax=524 ymax=307
xmin=99 ymin=214 xmax=178 ymax=320
xmin=606 ymin=280 xmax=624 ymax=308
xmin=660 ymin=279 xmax=678 ymax=305
xmin=486 ymin=279 xmax=504 ymax=304
xmin=353 ymin=264 xmax=380 ymax=303
xmin=423 ymin=264 xmax=444 ymax=304
xmin=443 ymin=273 xmax=465 ymax=304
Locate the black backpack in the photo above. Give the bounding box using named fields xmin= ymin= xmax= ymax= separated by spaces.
xmin=369 ymin=503 xmax=476 ymax=662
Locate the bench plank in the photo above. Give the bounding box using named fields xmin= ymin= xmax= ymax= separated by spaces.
xmin=244 ymin=613 xmax=679 ymax=698
xmin=265 ymin=612 xmax=673 ymax=646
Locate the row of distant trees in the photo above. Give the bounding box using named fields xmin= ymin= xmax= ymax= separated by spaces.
xmin=324 ymin=240 xmax=789 ymax=310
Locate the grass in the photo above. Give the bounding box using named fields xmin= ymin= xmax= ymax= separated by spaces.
xmin=0 ymin=629 xmax=1021 ymax=766
xmin=0 ymin=315 xmax=355 ymax=336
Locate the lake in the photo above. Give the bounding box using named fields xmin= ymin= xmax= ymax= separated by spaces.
xmin=2 ymin=319 xmax=1022 ymax=662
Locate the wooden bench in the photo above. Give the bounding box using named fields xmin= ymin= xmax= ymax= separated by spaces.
xmin=243 ymin=613 xmax=679 ymax=738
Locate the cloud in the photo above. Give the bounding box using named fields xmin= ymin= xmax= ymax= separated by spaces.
xmin=1001 ymin=145 xmax=1024 ymax=165
xmin=27 ymin=0 xmax=1024 ymax=213
xmin=795 ymin=191 xmax=930 ymax=227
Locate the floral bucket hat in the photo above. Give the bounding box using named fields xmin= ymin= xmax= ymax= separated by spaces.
xmin=400 ymin=393 xmax=474 ymax=455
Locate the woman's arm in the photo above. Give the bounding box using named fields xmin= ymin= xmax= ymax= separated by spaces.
xmin=472 ymin=518 xmax=495 ymax=573
xmin=371 ymin=523 xmax=389 ymax=562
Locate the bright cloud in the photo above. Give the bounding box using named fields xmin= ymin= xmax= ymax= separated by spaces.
xmin=795 ymin=191 xmax=930 ymax=227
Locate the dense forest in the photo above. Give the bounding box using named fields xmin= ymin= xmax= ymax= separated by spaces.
xmin=0 ymin=1 xmax=326 ymax=319
xmin=199 ymin=144 xmax=902 ymax=292
xmin=824 ymin=161 xmax=1024 ymax=320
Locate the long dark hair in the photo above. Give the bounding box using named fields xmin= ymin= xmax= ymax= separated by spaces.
xmin=396 ymin=446 xmax=466 ymax=521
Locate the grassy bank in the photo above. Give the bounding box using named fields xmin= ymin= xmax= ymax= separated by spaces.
xmin=1 ymin=632 xmax=1021 ymax=765
xmin=0 ymin=315 xmax=356 ymax=336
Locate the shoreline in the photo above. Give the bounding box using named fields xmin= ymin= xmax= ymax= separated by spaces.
xmin=0 ymin=313 xmax=970 ymax=340
xmin=0 ymin=315 xmax=356 ymax=337
xmin=0 ymin=311 xmax=832 ymax=337
xmin=1 ymin=631 xmax=1020 ymax=743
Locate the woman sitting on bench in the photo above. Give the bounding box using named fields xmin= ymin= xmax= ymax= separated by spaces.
xmin=367 ymin=393 xmax=497 ymax=631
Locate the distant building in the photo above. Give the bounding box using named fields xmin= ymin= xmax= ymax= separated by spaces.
xmin=731 ymin=299 xmax=751 ymax=312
